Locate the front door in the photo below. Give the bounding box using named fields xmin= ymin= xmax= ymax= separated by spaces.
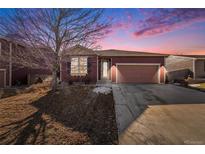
xmin=101 ymin=60 xmax=109 ymax=80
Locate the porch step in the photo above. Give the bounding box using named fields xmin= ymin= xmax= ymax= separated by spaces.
xmin=96 ymin=80 xmax=112 ymax=87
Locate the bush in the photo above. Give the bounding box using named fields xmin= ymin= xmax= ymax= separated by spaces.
xmin=172 ymin=78 xmax=188 ymax=87
xmin=84 ymin=75 xmax=90 ymax=84
xmin=68 ymin=79 xmax=73 ymax=85
xmin=35 ymin=77 xmax=43 ymax=84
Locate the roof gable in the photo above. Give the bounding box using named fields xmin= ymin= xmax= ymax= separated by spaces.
xmin=62 ymin=45 xmax=97 ymax=56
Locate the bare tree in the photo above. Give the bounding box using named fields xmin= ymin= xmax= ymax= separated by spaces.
xmin=0 ymin=8 xmax=110 ymax=90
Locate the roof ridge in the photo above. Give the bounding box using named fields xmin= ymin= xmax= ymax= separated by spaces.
xmin=96 ymin=49 xmax=169 ymax=56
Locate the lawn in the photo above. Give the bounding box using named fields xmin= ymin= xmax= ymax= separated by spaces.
xmin=189 ymin=82 xmax=205 ymax=90
xmin=0 ymin=83 xmax=118 ymax=145
xmin=198 ymin=83 xmax=205 ymax=89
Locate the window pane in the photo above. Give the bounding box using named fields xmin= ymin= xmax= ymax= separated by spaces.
xmin=79 ymin=57 xmax=87 ymax=75
xmin=79 ymin=66 xmax=87 ymax=74
xmin=71 ymin=57 xmax=78 ymax=75
xmin=71 ymin=57 xmax=78 ymax=65
xmin=71 ymin=57 xmax=88 ymax=76
xmin=79 ymin=57 xmax=87 ymax=65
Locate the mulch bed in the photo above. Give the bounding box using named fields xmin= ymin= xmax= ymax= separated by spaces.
xmin=0 ymin=83 xmax=118 ymax=144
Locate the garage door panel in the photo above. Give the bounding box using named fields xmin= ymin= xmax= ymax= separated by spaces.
xmin=117 ymin=65 xmax=159 ymax=83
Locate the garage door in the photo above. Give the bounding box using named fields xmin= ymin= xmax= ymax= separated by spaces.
xmin=117 ymin=64 xmax=159 ymax=83
xmin=0 ymin=70 xmax=6 ymax=88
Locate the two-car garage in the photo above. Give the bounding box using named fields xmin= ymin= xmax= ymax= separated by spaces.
xmin=99 ymin=50 xmax=167 ymax=84
xmin=115 ymin=63 xmax=161 ymax=84
xmin=116 ymin=63 xmax=160 ymax=83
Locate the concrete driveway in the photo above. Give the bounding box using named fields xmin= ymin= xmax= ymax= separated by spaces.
xmin=112 ymin=84 xmax=205 ymax=144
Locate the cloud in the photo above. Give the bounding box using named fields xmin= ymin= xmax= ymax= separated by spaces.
xmin=112 ymin=22 xmax=130 ymax=29
xmin=134 ymin=9 xmax=205 ymax=38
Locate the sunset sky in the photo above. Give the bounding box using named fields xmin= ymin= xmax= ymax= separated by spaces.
xmin=100 ymin=8 xmax=205 ymax=55
xmin=0 ymin=8 xmax=205 ymax=55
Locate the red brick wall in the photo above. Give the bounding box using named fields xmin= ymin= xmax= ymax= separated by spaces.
xmin=89 ymin=56 xmax=98 ymax=83
xmin=110 ymin=56 xmax=165 ymax=83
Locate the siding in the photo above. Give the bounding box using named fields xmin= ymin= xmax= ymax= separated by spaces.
xmin=165 ymin=55 xmax=194 ymax=72
xmin=165 ymin=55 xmax=194 ymax=81
xmin=195 ymin=59 xmax=205 ymax=78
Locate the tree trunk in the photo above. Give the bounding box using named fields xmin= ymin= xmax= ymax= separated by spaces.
xmin=51 ymin=54 xmax=59 ymax=91
xmin=52 ymin=70 xmax=58 ymax=91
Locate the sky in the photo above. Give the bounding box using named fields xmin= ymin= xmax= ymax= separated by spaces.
xmin=100 ymin=8 xmax=205 ymax=55
xmin=0 ymin=8 xmax=205 ymax=55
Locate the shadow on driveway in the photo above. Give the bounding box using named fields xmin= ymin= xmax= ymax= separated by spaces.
xmin=112 ymin=84 xmax=205 ymax=144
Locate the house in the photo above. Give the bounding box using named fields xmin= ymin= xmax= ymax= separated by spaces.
xmin=60 ymin=45 xmax=168 ymax=84
xmin=0 ymin=37 xmax=51 ymax=88
xmin=165 ymin=55 xmax=205 ymax=81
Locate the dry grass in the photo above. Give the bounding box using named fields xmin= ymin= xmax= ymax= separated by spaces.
xmin=0 ymin=83 xmax=118 ymax=144
xmin=198 ymin=83 xmax=205 ymax=89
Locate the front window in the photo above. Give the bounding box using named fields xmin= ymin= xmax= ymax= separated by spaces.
xmin=71 ymin=57 xmax=88 ymax=76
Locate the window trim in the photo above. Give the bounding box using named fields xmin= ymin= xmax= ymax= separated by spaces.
xmin=70 ymin=56 xmax=88 ymax=76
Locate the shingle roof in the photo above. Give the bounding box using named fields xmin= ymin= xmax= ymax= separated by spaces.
xmin=178 ymin=55 xmax=205 ymax=58
xmin=96 ymin=49 xmax=169 ymax=57
xmin=62 ymin=45 xmax=169 ymax=57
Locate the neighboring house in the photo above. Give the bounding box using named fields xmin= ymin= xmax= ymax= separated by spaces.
xmin=60 ymin=45 xmax=168 ymax=84
xmin=0 ymin=37 xmax=51 ymax=88
xmin=165 ymin=55 xmax=205 ymax=81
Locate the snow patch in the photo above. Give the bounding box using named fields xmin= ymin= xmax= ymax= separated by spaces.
xmin=93 ymin=87 xmax=111 ymax=95
xmin=189 ymin=84 xmax=200 ymax=87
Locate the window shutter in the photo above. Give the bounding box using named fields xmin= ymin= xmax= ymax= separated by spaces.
xmin=67 ymin=61 xmax=71 ymax=75
xmin=87 ymin=57 xmax=92 ymax=74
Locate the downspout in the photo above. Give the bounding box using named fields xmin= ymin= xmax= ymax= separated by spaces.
xmin=9 ymin=42 xmax=12 ymax=87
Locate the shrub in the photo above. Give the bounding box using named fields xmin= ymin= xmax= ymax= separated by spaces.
xmin=84 ymin=75 xmax=90 ymax=84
